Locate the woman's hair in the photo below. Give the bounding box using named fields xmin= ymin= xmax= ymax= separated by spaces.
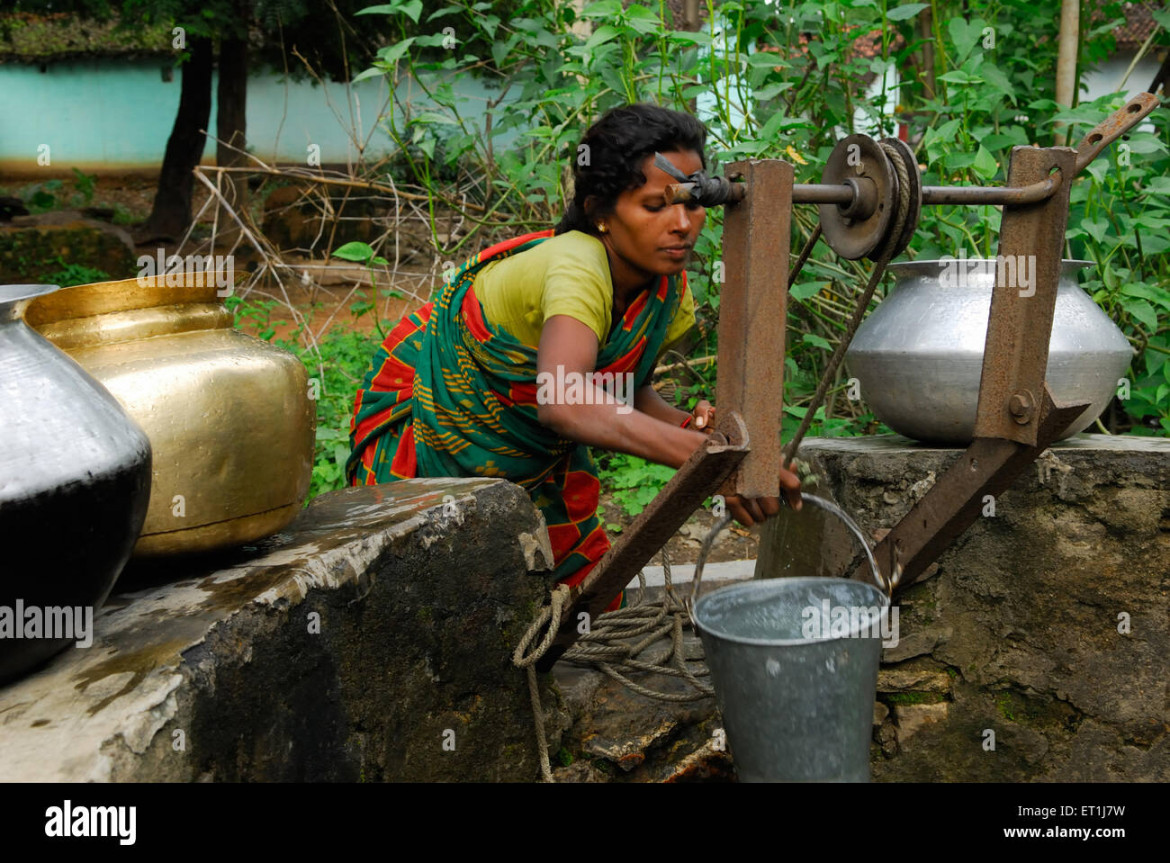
xmin=555 ymin=103 xmax=708 ymax=236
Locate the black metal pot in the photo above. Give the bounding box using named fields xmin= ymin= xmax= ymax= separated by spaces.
xmin=0 ymin=285 xmax=152 ymax=682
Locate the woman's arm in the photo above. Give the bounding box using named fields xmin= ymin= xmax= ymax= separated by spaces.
xmin=536 ymin=315 xmax=801 ymax=523
xmin=536 ymin=315 xmax=707 ymax=469
xmin=634 ymin=384 xmax=692 ymax=427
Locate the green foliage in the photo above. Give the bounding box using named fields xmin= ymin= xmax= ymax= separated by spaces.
xmin=330 ymin=243 xmax=395 ymax=339
xmin=346 ymin=0 xmax=1169 ymax=510
xmin=332 ymin=241 xmax=387 ymax=266
xmin=18 ymin=169 xmax=98 ymax=213
xmin=597 ymin=452 xmax=676 ymax=517
xmin=1064 ymin=99 xmax=1170 ymax=434
xmin=39 ymin=256 xmax=110 ymax=287
xmin=111 ymin=204 xmax=138 ymax=226
xmin=0 ymin=4 xmax=171 ymax=62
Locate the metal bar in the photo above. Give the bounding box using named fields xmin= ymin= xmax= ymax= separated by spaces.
xmin=973 ymin=146 xmax=1077 ymax=444
xmin=535 ymin=413 xmax=750 ymax=671
xmin=853 ymin=385 xmax=1087 ymax=590
xmin=1074 ymin=92 xmax=1160 ymax=174
xmin=718 ymin=159 xmax=792 ymax=498
xmin=790 ymin=179 xmax=1059 ymax=206
xmin=918 ymin=181 xmax=1059 ymax=206
xmin=676 ymin=94 xmax=1161 ymax=213
xmin=792 ymin=183 xmax=853 ymax=204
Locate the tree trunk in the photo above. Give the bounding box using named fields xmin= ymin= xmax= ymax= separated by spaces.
xmin=139 ymin=36 xmax=213 ymax=243
xmin=216 ymin=36 xmax=249 ymax=249
xmin=917 ymin=6 xmax=935 ymax=101
xmin=1053 ymin=0 xmax=1080 ymax=145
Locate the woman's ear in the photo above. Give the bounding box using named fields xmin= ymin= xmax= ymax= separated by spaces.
xmin=583 ymin=195 xmax=610 ymax=234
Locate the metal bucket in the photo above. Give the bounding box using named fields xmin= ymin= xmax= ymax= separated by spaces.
xmin=692 ymin=495 xmax=890 ymax=782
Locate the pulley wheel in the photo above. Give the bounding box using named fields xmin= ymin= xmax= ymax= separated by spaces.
xmin=818 ymin=134 xmax=895 ymax=260
xmin=879 ymin=136 xmax=921 ymax=260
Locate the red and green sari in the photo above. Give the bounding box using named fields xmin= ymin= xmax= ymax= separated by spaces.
xmin=347 ymin=230 xmax=686 ymax=595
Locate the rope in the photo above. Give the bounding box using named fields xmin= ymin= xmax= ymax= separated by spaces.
xmin=512 ymin=584 xmax=570 ymax=783
xmin=563 ymin=562 xmax=715 ymax=701
xmin=787 ymin=222 xmax=823 ymax=291
xmin=783 ymin=141 xmax=912 ymax=461
xmin=513 ymin=537 xmax=731 ymax=781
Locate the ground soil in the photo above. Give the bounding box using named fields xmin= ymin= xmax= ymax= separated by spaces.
xmin=599 ymin=491 xmax=762 ymax=566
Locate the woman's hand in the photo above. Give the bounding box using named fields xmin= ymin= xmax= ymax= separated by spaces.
xmin=722 ymin=459 xmax=803 ymax=528
xmin=691 ymin=399 xmax=715 ymax=431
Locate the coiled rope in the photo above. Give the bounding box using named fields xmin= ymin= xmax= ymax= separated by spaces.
xmin=512 ymin=543 xmax=722 ymax=781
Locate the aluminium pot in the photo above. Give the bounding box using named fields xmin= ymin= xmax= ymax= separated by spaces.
xmin=844 ymin=259 xmax=1133 ymax=445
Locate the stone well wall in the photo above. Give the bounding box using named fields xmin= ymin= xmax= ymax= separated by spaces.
xmin=779 ymin=434 xmax=1170 ymax=781
xmin=0 ymin=480 xmax=557 ymax=782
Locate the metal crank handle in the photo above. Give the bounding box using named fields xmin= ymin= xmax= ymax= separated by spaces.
xmin=1074 ymin=92 xmax=1161 ymax=175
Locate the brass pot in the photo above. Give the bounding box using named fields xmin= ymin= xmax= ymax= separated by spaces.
xmin=27 ymin=278 xmax=315 ymax=556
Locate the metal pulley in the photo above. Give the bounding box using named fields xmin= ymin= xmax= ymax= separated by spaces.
xmin=817 ymin=134 xmax=921 ymax=261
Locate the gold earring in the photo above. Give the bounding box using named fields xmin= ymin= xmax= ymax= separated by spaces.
xmin=596 ymin=222 xmax=608 ymax=234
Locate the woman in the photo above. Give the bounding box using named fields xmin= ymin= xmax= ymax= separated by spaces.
xmin=347 ymin=103 xmax=801 ymax=598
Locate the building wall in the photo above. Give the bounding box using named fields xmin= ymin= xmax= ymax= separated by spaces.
xmin=0 ymin=57 xmax=503 ymax=175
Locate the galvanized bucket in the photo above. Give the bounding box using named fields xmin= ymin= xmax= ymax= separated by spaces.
xmin=692 ymin=495 xmax=891 ymax=782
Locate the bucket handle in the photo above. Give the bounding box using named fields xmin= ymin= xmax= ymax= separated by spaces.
xmin=687 ymin=493 xmax=891 ymax=629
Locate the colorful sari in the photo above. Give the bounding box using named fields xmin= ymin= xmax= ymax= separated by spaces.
xmin=347 ymin=229 xmax=687 ymax=594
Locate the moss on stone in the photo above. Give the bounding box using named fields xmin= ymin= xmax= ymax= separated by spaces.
xmin=885 ymin=691 xmax=947 ymax=705
xmin=996 ymin=692 xmax=1017 ymax=721
xmin=0 ymin=224 xmax=134 ymax=283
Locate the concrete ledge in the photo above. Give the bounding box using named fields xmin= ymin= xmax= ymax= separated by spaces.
xmin=0 ymin=479 xmax=556 ymax=782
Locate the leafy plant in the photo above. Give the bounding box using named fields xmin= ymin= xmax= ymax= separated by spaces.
xmin=40 ymin=257 xmax=110 ymax=287
xmin=330 ymin=241 xmax=401 ymax=338
xmin=598 ymin=452 xmax=676 ymax=517
xmin=19 ymin=169 xmax=98 ymax=213
xmin=70 ymin=168 xmax=96 ymax=205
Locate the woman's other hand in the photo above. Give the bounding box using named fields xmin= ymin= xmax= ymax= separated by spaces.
xmin=722 ymin=459 xmax=803 ymax=528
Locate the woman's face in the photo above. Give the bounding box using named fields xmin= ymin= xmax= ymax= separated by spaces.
xmin=596 ymin=149 xmax=707 ymax=290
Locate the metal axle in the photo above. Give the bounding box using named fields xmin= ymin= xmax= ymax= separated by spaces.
xmin=792 ymin=178 xmax=1060 ymax=207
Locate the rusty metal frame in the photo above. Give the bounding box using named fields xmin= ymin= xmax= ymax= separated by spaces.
xmin=716 ymin=159 xmax=792 ymax=499
xmin=852 ymin=144 xmax=1086 ymax=589
xmin=973 ymin=146 xmax=1079 ymax=445
xmin=534 ymin=93 xmax=1161 ymax=660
